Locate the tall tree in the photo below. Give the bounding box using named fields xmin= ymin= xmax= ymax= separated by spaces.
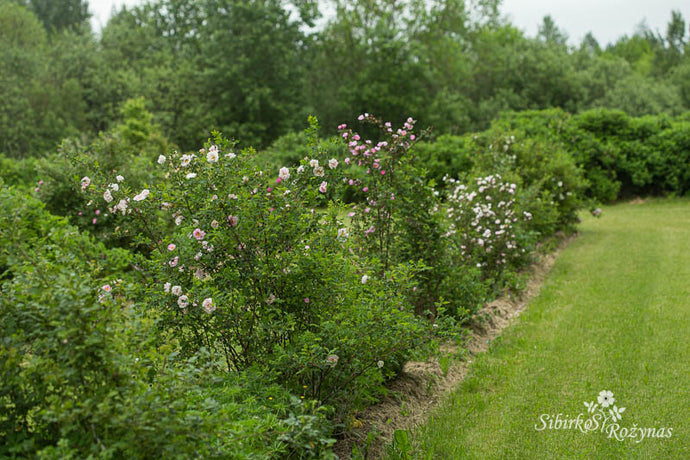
xmin=580 ymin=32 xmax=601 ymax=55
xmin=22 ymin=0 xmax=90 ymax=32
xmin=666 ymin=10 xmax=686 ymax=53
xmin=538 ymin=15 xmax=568 ymax=46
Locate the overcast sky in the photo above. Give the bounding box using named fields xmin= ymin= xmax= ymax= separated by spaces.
xmin=89 ymin=0 xmax=690 ymax=47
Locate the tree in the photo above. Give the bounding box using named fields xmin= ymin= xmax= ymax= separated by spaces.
xmin=666 ymin=10 xmax=686 ymax=54
xmin=580 ymin=32 xmax=601 ymax=56
xmin=538 ymin=15 xmax=568 ymax=46
xmin=198 ymin=0 xmax=311 ymax=148
xmin=0 ymin=1 xmax=48 ymax=156
xmin=22 ymin=0 xmax=90 ymax=32
xmin=604 ymin=35 xmax=655 ymax=76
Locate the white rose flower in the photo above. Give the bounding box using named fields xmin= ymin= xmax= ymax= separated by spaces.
xmin=202 ymin=297 xmax=215 ymax=313
xmin=207 ymin=149 xmax=219 ymax=163
xmin=177 ymin=295 xmax=189 ymax=308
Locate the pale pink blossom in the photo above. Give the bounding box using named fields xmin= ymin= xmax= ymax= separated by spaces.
xmin=192 ymin=228 xmax=205 ymax=240
xmin=167 ymin=244 xmax=176 ymax=251
xmin=202 ymin=297 xmax=215 ymax=313
xmin=80 ymin=176 xmax=90 ymax=190
xmin=328 ymin=158 xmax=339 ymax=169
xmin=171 ymin=285 xmax=182 ymax=296
xmin=228 ymin=215 xmax=239 ymax=227
xmin=279 ymin=167 xmax=290 ymax=181
xmin=157 ymin=155 xmax=166 ymax=164
xmin=133 ymin=189 xmax=149 ymax=201
xmin=178 ymin=295 xmax=189 ymax=308
xmin=102 ymin=284 xmax=112 ymax=292
xmin=319 ymin=181 xmax=328 ymax=193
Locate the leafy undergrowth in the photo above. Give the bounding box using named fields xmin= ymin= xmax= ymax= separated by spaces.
xmin=402 ymin=199 xmax=690 ymax=459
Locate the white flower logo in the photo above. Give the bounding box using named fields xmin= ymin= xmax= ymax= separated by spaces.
xmin=598 ymin=390 xmax=615 ymax=408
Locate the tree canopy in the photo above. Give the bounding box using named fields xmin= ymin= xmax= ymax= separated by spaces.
xmin=1 ymin=0 xmax=689 ymax=158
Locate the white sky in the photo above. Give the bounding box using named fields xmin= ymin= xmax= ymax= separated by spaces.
xmin=502 ymin=0 xmax=690 ymax=46
xmin=89 ymin=0 xmax=690 ymax=47
xmin=89 ymin=0 xmax=142 ymax=31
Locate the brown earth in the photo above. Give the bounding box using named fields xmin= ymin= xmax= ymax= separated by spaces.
xmin=333 ymin=234 xmax=576 ymax=459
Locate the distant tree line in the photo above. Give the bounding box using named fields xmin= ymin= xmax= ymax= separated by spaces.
xmin=1 ymin=0 xmax=689 ymax=157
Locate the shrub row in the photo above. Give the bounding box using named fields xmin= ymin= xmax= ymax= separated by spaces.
xmin=2 ymin=111 xmax=591 ymax=458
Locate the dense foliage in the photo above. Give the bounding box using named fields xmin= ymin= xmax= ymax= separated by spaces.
xmin=2 ymin=0 xmax=690 ymax=157
xmin=2 ymin=0 xmax=690 ymax=457
xmin=416 ymin=108 xmax=690 ymax=204
xmin=1 ymin=107 xmax=589 ymax=457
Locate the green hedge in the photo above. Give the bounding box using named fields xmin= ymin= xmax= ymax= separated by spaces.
xmin=416 ymin=108 xmax=690 ymax=205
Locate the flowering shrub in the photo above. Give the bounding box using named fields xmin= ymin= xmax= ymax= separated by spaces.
xmin=79 ymin=124 xmax=428 ymax=424
xmin=0 ymin=178 xmax=348 ymax=459
xmin=466 ymin=130 xmax=585 ymax=236
xmin=35 ymin=100 xmax=168 ymax=247
xmin=337 ymin=114 xmax=448 ymax=316
xmin=444 ymin=174 xmax=535 ymax=280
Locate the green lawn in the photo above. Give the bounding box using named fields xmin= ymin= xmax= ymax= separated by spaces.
xmin=404 ymin=199 xmax=690 ymax=459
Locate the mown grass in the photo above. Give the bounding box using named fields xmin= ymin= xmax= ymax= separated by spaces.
xmin=403 ymin=199 xmax=690 ymax=459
